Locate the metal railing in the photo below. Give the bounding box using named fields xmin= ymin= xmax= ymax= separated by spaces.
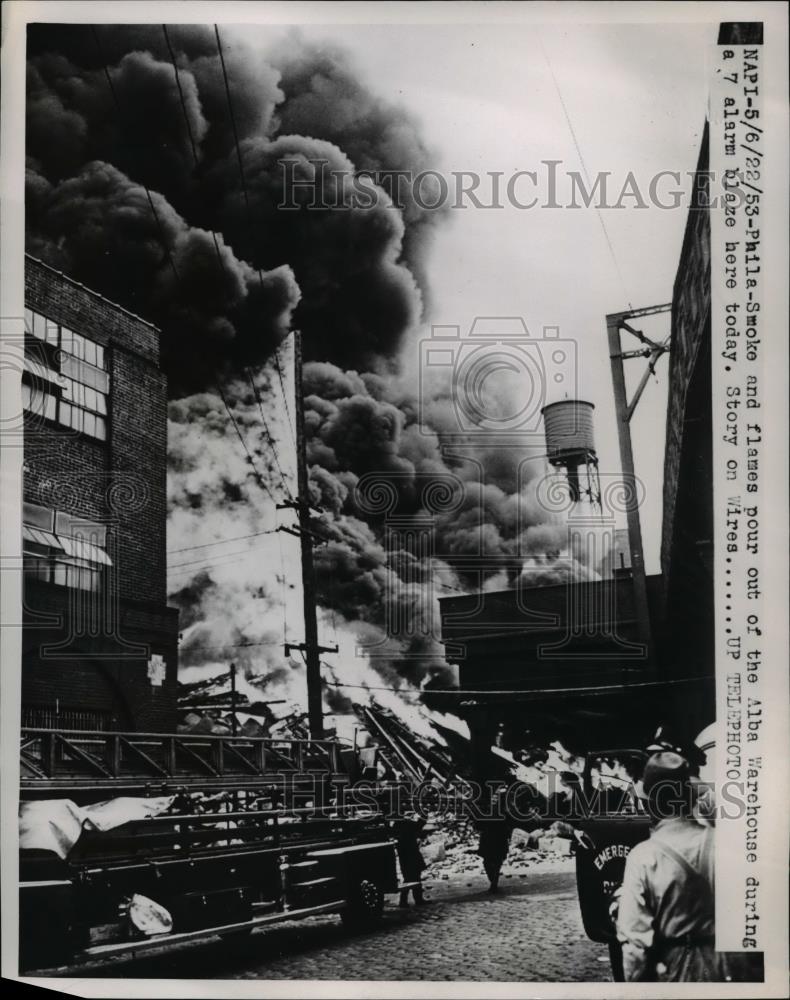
xmin=20 ymin=727 xmax=348 ymax=793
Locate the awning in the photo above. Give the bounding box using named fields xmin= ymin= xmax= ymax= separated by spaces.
xmin=22 ymin=525 xmax=64 ymax=550
xmin=58 ymin=535 xmax=113 ymax=566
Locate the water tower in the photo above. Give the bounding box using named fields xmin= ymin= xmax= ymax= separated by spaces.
xmin=540 ymin=400 xmax=602 ymax=511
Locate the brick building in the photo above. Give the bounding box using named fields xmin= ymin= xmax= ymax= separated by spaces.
xmin=21 ymin=255 xmax=179 ymax=731
xmin=660 ymin=124 xmax=713 ymax=678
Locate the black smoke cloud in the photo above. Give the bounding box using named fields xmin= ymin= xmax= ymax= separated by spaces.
xmin=273 ymin=36 xmax=444 ymax=289
xmin=26 ymin=23 xmax=435 ymax=388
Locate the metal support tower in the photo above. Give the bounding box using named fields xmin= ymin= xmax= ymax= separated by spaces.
xmin=606 ymin=303 xmax=672 ymax=669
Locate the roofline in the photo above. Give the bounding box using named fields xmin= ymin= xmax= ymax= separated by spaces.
xmin=439 ymin=573 xmax=663 ymax=605
xmin=25 ymin=253 xmax=161 ymax=334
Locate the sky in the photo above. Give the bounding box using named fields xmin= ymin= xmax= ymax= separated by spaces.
xmin=237 ymin=18 xmax=716 ymax=572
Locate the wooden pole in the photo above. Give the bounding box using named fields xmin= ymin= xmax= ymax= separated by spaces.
xmin=229 ymin=661 xmax=237 ymax=736
xmin=293 ymin=331 xmax=324 ymax=739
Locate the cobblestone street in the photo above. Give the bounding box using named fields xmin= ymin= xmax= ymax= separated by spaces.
xmin=69 ymin=862 xmax=612 ymax=983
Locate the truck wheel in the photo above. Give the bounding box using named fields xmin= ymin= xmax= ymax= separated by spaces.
xmin=341 ymin=878 xmax=384 ymax=931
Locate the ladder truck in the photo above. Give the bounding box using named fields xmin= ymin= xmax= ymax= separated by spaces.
xmin=19 ymin=725 xmax=403 ymax=973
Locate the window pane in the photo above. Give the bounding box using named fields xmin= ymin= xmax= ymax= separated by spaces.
xmin=63 ymin=330 xmax=78 ymax=357
xmin=23 ymin=503 xmax=54 ymax=530
xmin=96 ymin=344 xmax=105 ymax=369
xmin=31 ymin=312 xmax=46 ymax=339
xmin=96 ymin=393 xmax=107 ymax=415
xmin=44 ymin=393 xmax=57 ymax=421
xmin=59 ymin=402 xmax=71 ymax=426
xmin=95 ymin=416 xmax=107 ymax=440
xmin=83 ymin=412 xmax=96 ymax=437
xmin=85 ymin=387 xmax=96 ymax=411
xmin=24 ymin=308 xmax=33 ymax=334
xmin=52 ymin=561 xmax=67 ymax=586
xmin=45 ymin=319 xmax=59 ymax=345
xmin=72 ymin=407 xmax=83 ymax=431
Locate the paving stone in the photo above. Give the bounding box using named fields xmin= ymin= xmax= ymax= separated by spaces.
xmin=76 ymin=869 xmax=613 ymax=982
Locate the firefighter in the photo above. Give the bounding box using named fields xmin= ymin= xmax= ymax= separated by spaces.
xmin=477 ymin=817 xmax=511 ymax=893
xmin=615 ymin=750 xmax=750 ymax=982
xmin=392 ymin=814 xmax=427 ymax=907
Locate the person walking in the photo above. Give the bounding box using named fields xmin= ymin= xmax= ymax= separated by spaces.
xmin=616 ymin=750 xmax=751 ymax=982
xmin=477 ymin=816 xmax=512 ymax=894
xmin=393 ymin=814 xmax=427 ymax=907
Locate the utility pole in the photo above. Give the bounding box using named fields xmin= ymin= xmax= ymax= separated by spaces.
xmin=229 ymin=661 xmax=237 ymax=736
xmin=293 ymin=330 xmax=324 ymax=739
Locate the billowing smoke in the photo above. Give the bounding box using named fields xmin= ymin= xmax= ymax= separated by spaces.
xmin=26 ymin=24 xmax=428 ymax=386
xmin=25 ymin=24 xmax=590 ymax=726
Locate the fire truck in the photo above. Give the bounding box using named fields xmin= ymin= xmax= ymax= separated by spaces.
xmin=19 ymin=725 xmax=404 ymax=972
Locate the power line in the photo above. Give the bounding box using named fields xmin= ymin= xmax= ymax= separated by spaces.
xmin=92 ymin=26 xmax=180 ymax=288
xmin=272 ymin=345 xmax=296 ymax=452
xmin=168 ymin=540 xmax=276 ymax=571
xmin=246 ymin=366 xmax=294 ymax=501
xmin=326 ymin=677 xmax=706 ymax=696
xmin=214 ymin=22 xmax=297 ymax=457
xmin=179 ymin=639 xmax=284 ymax=652
xmin=162 ymin=23 xmax=230 ymax=280
xmin=168 ymin=529 xmax=278 ymax=555
xmin=216 ymin=382 xmax=277 ymax=504
xmin=162 ymin=24 xmax=291 ymax=508
xmin=96 ymin=25 xmax=274 ymax=515
xmin=161 ymin=23 xmax=286 ymax=510
xmin=538 ymin=33 xmax=634 ymax=311
xmin=165 ymin=22 xmax=295 ymax=507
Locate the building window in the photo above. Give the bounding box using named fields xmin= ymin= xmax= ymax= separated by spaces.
xmin=23 ymin=308 xmax=109 ymax=441
xmin=22 ymin=705 xmax=118 ymax=731
xmin=22 ymin=502 xmax=112 ymax=592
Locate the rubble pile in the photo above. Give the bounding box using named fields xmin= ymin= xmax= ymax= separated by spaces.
xmin=420 ymin=811 xmax=577 ymax=883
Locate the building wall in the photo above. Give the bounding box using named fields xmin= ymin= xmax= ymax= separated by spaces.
xmin=22 ymin=256 xmax=178 ymax=731
xmin=659 ymin=124 xmax=714 ymax=678
xmin=661 ymin=124 xmax=711 ymax=579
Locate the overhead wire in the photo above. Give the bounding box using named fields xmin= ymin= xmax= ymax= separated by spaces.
xmin=92 ymin=26 xmax=181 ymax=288
xmin=179 ymin=639 xmax=285 ymax=652
xmin=537 ymin=32 xmax=634 ymax=311
xmin=167 ymin=538 xmax=278 ymax=571
xmin=94 ymin=24 xmax=280 ymax=526
xmin=161 ymin=23 xmax=292 ymax=508
xmin=213 ymin=22 xmax=297 ymax=455
xmin=246 ymin=366 xmax=294 ymax=501
xmin=215 ymin=382 xmax=278 ymax=503
xmin=326 ymin=676 xmax=704 ymax=696
xmin=168 ymin=529 xmax=278 ymax=554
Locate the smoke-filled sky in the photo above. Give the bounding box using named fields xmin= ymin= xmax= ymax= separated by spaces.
xmin=21 ymin=10 xmax=717 ymax=716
